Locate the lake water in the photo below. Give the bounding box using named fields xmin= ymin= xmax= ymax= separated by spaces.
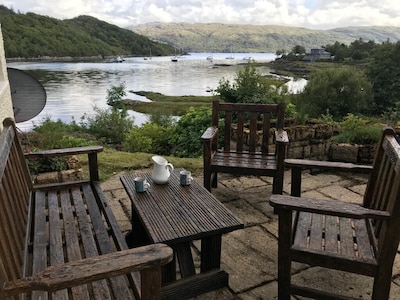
xmin=7 ymin=52 xmax=307 ymax=131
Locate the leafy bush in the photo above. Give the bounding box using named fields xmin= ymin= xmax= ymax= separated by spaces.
xmin=215 ymin=63 xmax=288 ymax=104
xmin=26 ymin=156 xmax=69 ymax=175
xmin=80 ymin=106 xmax=134 ymax=146
xmin=296 ymin=66 xmax=373 ymax=120
xmin=332 ymin=114 xmax=382 ymax=144
xmin=169 ymin=106 xmax=212 ymax=157
xmin=123 ymin=123 xmax=173 ymax=155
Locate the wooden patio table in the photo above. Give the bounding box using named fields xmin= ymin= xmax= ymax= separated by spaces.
xmin=120 ymin=169 xmax=244 ymax=299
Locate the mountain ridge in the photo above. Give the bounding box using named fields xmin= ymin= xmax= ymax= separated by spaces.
xmin=130 ymin=22 xmax=400 ymax=53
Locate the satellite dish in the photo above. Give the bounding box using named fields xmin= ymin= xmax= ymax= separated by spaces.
xmin=7 ymin=67 xmax=47 ymax=123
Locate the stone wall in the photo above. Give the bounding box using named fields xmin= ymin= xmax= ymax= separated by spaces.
xmin=286 ymin=123 xmax=336 ymax=161
xmin=233 ymin=122 xmax=376 ymax=165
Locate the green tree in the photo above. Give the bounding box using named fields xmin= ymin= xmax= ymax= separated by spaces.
xmin=107 ymin=83 xmax=126 ymax=106
xmin=291 ymin=45 xmax=306 ymax=55
xmin=215 ymin=63 xmax=288 ymax=104
xmin=367 ymin=41 xmax=400 ymax=115
xmin=296 ymin=66 xmax=373 ymax=120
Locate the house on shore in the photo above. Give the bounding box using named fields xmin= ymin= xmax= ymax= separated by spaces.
xmin=303 ymin=48 xmax=332 ymax=61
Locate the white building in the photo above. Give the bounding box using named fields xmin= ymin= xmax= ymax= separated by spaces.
xmin=0 ymin=25 xmax=13 ymax=131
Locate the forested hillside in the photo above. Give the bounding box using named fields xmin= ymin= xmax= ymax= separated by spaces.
xmin=0 ymin=5 xmax=175 ymax=59
xmin=131 ymin=22 xmax=400 ymax=53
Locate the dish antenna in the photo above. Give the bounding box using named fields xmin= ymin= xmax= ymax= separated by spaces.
xmin=7 ymin=67 xmax=46 ymax=123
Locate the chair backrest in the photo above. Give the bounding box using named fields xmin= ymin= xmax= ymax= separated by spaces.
xmin=0 ymin=118 xmax=32 ymax=285
xmin=211 ymin=100 xmax=285 ymax=154
xmin=363 ymin=127 xmax=400 ymax=262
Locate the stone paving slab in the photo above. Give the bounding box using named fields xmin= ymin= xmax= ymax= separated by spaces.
xmin=102 ymin=169 xmax=400 ymax=299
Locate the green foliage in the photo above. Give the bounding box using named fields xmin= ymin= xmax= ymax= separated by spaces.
xmin=107 ymin=83 xmax=126 ymax=106
xmin=80 ymin=106 xmax=134 ymax=146
xmin=215 ymin=63 xmax=288 ymax=104
xmin=123 ymin=123 xmax=173 ymax=155
xmin=367 ymin=42 xmax=400 ymax=115
xmin=170 ymin=107 xmax=212 ymax=158
xmin=332 ymin=114 xmax=382 ymax=144
xmin=381 ymin=101 xmax=400 ymax=128
xmin=296 ymin=66 xmax=373 ymax=120
xmin=26 ymin=117 xmax=94 ymax=149
xmin=148 ymin=109 xmax=176 ymax=127
xmin=26 ymin=156 xmax=69 ymax=175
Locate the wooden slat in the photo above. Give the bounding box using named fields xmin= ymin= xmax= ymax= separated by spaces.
xmin=293 ymin=212 xmax=310 ymax=248
xmin=338 ymin=218 xmax=356 ymax=257
xmin=324 ymin=215 xmax=339 ymax=253
xmin=81 ymin=184 xmax=134 ymax=299
xmin=309 ymin=214 xmax=323 ymax=250
xmin=31 ymin=190 xmax=48 ymax=300
xmin=72 ymin=187 xmax=112 ymax=299
xmin=60 ymin=189 xmax=90 ymax=299
xmin=47 ymin=189 xmax=69 ymax=300
xmin=236 ymin=111 xmax=245 ymax=152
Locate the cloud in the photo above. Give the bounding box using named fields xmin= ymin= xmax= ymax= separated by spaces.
xmin=3 ymin=0 xmax=400 ymax=29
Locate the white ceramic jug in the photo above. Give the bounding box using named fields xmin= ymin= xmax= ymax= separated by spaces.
xmin=151 ymin=155 xmax=174 ymax=184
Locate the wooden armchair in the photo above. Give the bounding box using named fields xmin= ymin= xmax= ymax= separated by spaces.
xmin=201 ymin=100 xmax=289 ymax=194
xmin=270 ymin=127 xmax=400 ymax=300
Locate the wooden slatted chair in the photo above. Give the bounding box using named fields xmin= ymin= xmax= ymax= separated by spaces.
xmin=270 ymin=127 xmax=400 ymax=299
xmin=201 ymin=100 xmax=289 ymax=194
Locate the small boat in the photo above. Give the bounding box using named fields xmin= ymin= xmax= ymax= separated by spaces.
xmin=242 ymin=56 xmax=253 ymax=62
xmin=111 ymin=56 xmax=124 ymax=63
xmin=171 ymin=56 xmax=178 ymax=62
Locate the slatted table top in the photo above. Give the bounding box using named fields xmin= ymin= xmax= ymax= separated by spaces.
xmin=120 ymin=170 xmax=244 ymax=245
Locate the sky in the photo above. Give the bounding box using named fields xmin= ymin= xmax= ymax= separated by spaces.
xmin=3 ymin=0 xmax=400 ymax=30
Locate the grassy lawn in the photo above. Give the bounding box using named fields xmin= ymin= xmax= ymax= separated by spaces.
xmin=122 ymin=91 xmax=214 ymax=115
xmin=79 ymin=147 xmax=204 ymax=181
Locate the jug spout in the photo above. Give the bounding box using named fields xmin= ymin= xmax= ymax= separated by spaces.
xmin=151 ymin=155 xmax=174 ymax=184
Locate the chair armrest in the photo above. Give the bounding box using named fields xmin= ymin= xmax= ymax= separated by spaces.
xmin=285 ymin=158 xmax=373 ymax=173
xmin=270 ymin=194 xmax=390 ymax=220
xmin=275 ymin=129 xmax=289 ymax=144
xmin=201 ymin=126 xmax=218 ymax=141
xmin=3 ymin=244 xmax=173 ymax=296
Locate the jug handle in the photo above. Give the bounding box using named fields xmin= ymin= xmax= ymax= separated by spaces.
xmin=166 ymin=163 xmax=174 ymax=172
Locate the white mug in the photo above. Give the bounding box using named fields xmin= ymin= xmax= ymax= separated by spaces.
xmin=180 ymin=170 xmax=193 ymax=186
xmin=134 ymin=176 xmax=150 ymax=192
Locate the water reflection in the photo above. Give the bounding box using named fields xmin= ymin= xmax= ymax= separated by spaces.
xmin=7 ymin=53 xmax=306 ymax=131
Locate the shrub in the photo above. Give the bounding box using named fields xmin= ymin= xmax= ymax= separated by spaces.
xmin=215 ymin=63 xmax=288 ymax=104
xmin=296 ymin=66 xmax=373 ymax=120
xmin=331 ymin=114 xmax=382 ymax=144
xmin=169 ymin=106 xmax=212 ymax=157
xmin=123 ymin=123 xmax=173 ymax=155
xmin=80 ymin=106 xmax=134 ymax=146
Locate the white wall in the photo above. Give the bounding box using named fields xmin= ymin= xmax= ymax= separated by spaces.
xmin=0 ymin=24 xmax=13 ymax=132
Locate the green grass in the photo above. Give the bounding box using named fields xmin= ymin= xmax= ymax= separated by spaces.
xmin=122 ymin=92 xmax=214 ymax=115
xmin=79 ymin=147 xmax=203 ymax=181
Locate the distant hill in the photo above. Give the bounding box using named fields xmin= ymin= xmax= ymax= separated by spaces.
xmin=130 ymin=22 xmax=400 ymax=53
xmin=0 ymin=5 xmax=175 ymax=59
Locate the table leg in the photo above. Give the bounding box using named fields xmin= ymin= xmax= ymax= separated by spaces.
xmin=126 ymin=206 xmax=151 ymax=248
xmin=175 ymin=243 xmax=196 ymax=278
xmin=162 ymin=253 xmax=177 ymax=284
xmin=200 ymin=235 xmax=222 ymax=272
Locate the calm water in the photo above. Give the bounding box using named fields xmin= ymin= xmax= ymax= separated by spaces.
xmin=7 ymin=53 xmax=306 ymax=131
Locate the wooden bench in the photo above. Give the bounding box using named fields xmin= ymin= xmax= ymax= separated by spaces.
xmin=270 ymin=127 xmax=400 ymax=300
xmin=201 ymin=100 xmax=289 ymax=194
xmin=0 ymin=118 xmax=173 ymax=300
